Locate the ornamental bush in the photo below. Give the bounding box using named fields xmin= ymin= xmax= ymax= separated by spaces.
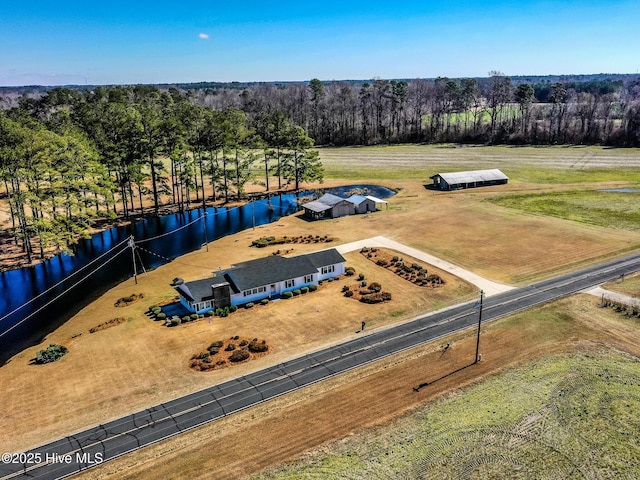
xmin=283 ymin=291 xmax=293 ymax=299
xmin=344 ymin=290 xmax=354 ymax=298
xmin=171 ymin=318 xmax=182 ymax=326
xmin=357 ymin=273 xmax=365 ymax=281
xmin=205 ymin=310 xmax=214 ymax=317
xmin=309 ymin=284 xmax=318 ymax=292
xmin=301 ymin=286 xmax=309 ymax=294
xmin=248 ymin=340 xmax=269 ymax=353
xmin=210 ymin=340 xmax=224 ymax=348
xmin=34 ymin=344 xmax=68 ymax=364
xmin=190 ymin=313 xmax=199 ymax=321
xmin=225 ymin=343 xmax=236 ymax=351
xmin=182 ymin=315 xmax=191 ymax=323
xmin=229 ymin=349 xmax=250 ymax=362
xmin=245 ymin=302 xmax=254 ymax=309
xmin=292 ymin=289 xmax=301 ymax=296
xmin=156 ymin=312 xmax=167 ymax=320
xmin=345 ymin=267 xmax=356 ymax=276
xmin=229 ymin=305 xmax=238 ymax=313
xmin=260 ymin=298 xmax=269 ymax=305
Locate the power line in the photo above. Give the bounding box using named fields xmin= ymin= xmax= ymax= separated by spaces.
xmin=0 ymin=236 xmax=131 ymax=325
xmin=0 ymin=244 xmax=129 ymax=339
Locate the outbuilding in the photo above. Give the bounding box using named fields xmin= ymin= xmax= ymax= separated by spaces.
xmin=303 ymin=193 xmax=357 ymax=219
xmin=430 ymin=169 xmax=508 ymax=190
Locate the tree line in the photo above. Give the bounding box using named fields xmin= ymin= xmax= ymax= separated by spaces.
xmin=187 ymin=74 xmax=640 ymax=146
xmin=0 ymin=85 xmax=323 ymax=262
xmin=2 ymin=74 xmax=640 ymax=263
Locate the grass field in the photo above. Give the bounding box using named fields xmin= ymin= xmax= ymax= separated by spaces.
xmin=317 ymin=144 xmax=640 ymax=183
xmin=3 ymin=144 xmax=640 ymax=478
xmin=603 ymin=272 xmax=640 ymax=298
xmin=253 ymin=348 xmax=640 ymax=479
xmin=488 ymin=189 xmax=640 ymax=231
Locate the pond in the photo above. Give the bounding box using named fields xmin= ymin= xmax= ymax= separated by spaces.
xmin=0 ymin=185 xmax=395 ymax=364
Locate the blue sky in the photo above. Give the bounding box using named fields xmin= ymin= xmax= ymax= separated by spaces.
xmin=1 ymin=0 xmax=638 ymax=86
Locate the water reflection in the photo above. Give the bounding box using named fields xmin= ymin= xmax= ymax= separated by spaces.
xmin=0 ymin=186 xmax=395 ymax=363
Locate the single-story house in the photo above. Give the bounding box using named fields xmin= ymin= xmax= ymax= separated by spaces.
xmin=430 ymin=169 xmax=509 ymax=190
xmin=175 ymin=248 xmax=346 ymax=313
xmin=303 ymin=193 xmax=388 ymax=219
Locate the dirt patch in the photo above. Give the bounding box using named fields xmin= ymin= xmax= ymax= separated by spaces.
xmin=114 ymin=293 xmax=145 ymax=307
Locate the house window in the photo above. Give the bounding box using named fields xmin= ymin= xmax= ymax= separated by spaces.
xmin=304 ymin=274 xmax=313 ymax=283
xmin=321 ymin=265 xmax=335 ymax=275
xmin=285 ymin=279 xmax=295 ymax=288
xmin=243 ymin=286 xmax=266 ymax=297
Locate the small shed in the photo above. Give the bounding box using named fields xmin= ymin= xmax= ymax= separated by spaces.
xmin=303 ymin=193 xmax=354 ymax=219
xmin=430 ymin=169 xmax=508 ymax=190
xmin=346 ymin=194 xmax=377 ymax=214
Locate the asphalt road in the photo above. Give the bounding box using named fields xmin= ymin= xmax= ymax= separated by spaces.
xmin=2 ymin=252 xmax=640 ymax=480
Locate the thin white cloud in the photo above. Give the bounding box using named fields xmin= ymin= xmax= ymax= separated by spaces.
xmin=199 ymin=33 xmax=210 ymax=40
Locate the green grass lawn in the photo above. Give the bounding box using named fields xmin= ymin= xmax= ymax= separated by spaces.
xmin=488 ymin=189 xmax=640 ymax=231
xmin=253 ymin=349 xmax=640 ymax=479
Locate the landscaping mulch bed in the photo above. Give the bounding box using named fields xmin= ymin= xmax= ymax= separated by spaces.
xmin=114 ymin=293 xmax=145 ymax=307
xmin=250 ymin=234 xmax=334 ymax=249
xmin=189 ymin=337 xmax=271 ymax=372
xmin=89 ymin=317 xmax=126 ymax=334
xmin=360 ymin=247 xmax=445 ymax=287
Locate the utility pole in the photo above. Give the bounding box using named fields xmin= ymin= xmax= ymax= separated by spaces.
xmin=128 ymin=236 xmax=138 ymax=285
xmin=475 ymin=289 xmax=484 ymax=364
xmin=202 ymin=209 xmax=209 ymax=252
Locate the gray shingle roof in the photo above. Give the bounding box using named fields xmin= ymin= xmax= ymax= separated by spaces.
xmin=316 ymin=193 xmax=348 ymax=206
xmin=214 ymin=248 xmax=346 ymax=292
xmin=175 ymin=278 xmax=229 ymax=302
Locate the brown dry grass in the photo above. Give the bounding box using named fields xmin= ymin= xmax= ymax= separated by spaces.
xmin=2 ymin=177 xmax=639 ymax=450
xmin=72 ymin=294 xmax=640 ymax=480
xmin=1 ymin=172 xmax=640 ymax=469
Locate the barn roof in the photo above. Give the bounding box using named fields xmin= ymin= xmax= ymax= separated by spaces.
xmin=346 ymin=194 xmax=368 ymax=205
xmin=316 ymin=193 xmax=348 ymax=206
xmin=303 ymin=200 xmax=333 ymax=213
xmin=431 ymin=169 xmax=508 ymax=185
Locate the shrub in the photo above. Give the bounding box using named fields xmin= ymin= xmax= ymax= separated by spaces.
xmin=301 ymin=286 xmax=309 ymax=294
xmin=208 ymin=346 xmax=220 ymax=354
xmin=359 ymin=292 xmax=392 ymax=304
xmin=309 ymin=284 xmax=318 ymax=292
xmin=225 ymin=343 xmax=236 ymax=351
xmin=190 ymin=313 xmax=199 ymax=321
xmin=376 ymin=259 xmax=388 ymax=266
xmin=156 ymin=312 xmax=167 ymax=320
xmin=182 ymin=315 xmax=191 ymax=323
xmin=345 ymin=267 xmax=356 ymax=276
xmin=260 ymin=298 xmax=269 ymax=305
xmin=357 ymin=273 xmax=365 ymax=281
xmin=229 ymin=349 xmax=250 ymax=362
xmin=205 ymin=310 xmax=214 ymax=317
xmin=292 ymin=289 xmax=301 ymax=296
xmin=210 ymin=340 xmax=224 ymax=348
xmin=369 ymin=282 xmax=382 ymax=292
xmin=198 ymin=351 xmax=210 ymax=359
xmin=392 ymin=256 xmax=398 ymax=262
xmin=216 ymin=307 xmax=229 ymax=317
xmin=34 ymin=344 xmax=68 ymax=364
xmin=283 ymin=291 xmax=293 ymax=299
xmin=344 ymin=290 xmax=354 ymax=298
xmin=342 ymin=285 xmax=350 ymax=292
xmin=245 ymin=302 xmax=255 ymax=309
xmin=149 ymin=304 xmax=158 ymax=311
xmin=198 ymin=314 xmax=204 ymax=318
xmin=152 ymin=307 xmax=162 ymax=315
xmin=171 ymin=318 xmax=182 ymax=326
xmin=248 ymin=340 xmax=269 ymax=353
xmin=239 ymin=340 xmax=248 ymax=347
xmin=229 ymin=305 xmax=238 ymax=313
